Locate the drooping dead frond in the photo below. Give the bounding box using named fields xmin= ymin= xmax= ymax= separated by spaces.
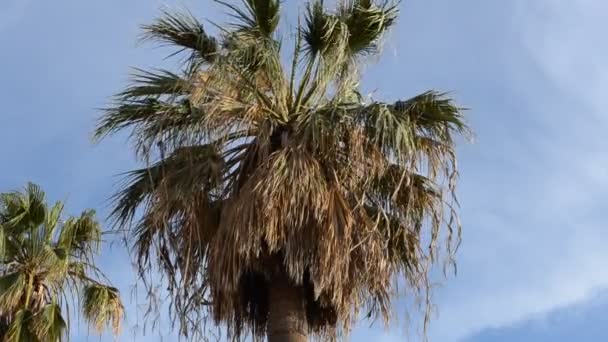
xmin=98 ymin=1 xmax=470 ymax=341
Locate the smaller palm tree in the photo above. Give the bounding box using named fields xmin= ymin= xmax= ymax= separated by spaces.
xmin=0 ymin=183 xmax=124 ymax=341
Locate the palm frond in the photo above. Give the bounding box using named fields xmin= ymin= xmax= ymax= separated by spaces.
xmin=43 ymin=201 xmax=64 ymax=241
xmin=57 ymin=210 xmax=101 ymax=258
xmin=31 ymin=303 xmax=67 ymax=342
xmin=118 ymin=68 xmax=190 ymax=100
xmin=0 ymin=272 xmax=26 ymax=313
xmin=301 ymin=1 xmax=347 ymax=57
xmin=35 ymin=245 xmax=68 ymax=281
xmin=24 ymin=183 xmax=46 ymax=229
xmin=94 ymin=97 xmax=209 ymax=154
xmin=394 ymin=91 xmax=469 ymax=136
xmin=355 ymin=101 xmax=416 ymax=160
xmin=82 ymin=285 xmax=124 ymax=336
xmin=142 ymin=10 xmax=218 ymax=62
xmin=340 ymin=0 xmax=397 ymax=55
xmin=4 ymin=310 xmax=35 ymax=342
xmin=0 ymin=183 xmax=46 ymax=232
xmin=298 ymin=2 xmax=353 ymax=107
xmin=216 ymin=0 xmax=280 ymax=38
xmin=110 ymin=143 xmax=226 ymax=227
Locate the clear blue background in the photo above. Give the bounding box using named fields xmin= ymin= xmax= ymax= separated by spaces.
xmin=2 ymin=0 xmax=607 ymax=341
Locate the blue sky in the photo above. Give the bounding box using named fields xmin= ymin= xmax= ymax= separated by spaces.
xmin=1 ymin=0 xmax=607 ymax=341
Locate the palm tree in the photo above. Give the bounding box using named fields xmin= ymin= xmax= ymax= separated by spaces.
xmin=0 ymin=183 xmax=124 ymax=341
xmin=95 ymin=1 xmax=470 ymax=341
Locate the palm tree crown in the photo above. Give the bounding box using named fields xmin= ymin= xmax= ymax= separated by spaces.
xmin=0 ymin=183 xmax=124 ymax=341
xmin=96 ymin=0 xmax=470 ymax=340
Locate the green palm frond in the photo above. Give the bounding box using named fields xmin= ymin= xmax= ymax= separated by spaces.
xmin=142 ymin=10 xmax=218 ymax=62
xmin=24 ymin=183 xmax=46 ymax=229
xmin=43 ymin=201 xmax=64 ymax=241
xmin=217 ymin=0 xmax=280 ymax=38
xmin=118 ymin=68 xmax=190 ymax=100
xmin=4 ymin=310 xmax=35 ymax=342
xmin=58 ymin=210 xmax=101 ymax=257
xmin=95 ymin=98 xmax=198 ymax=136
xmin=340 ymin=0 xmax=397 ymax=55
xmin=0 ymin=183 xmax=46 ymax=232
xmin=82 ymin=285 xmax=124 ymax=335
xmin=302 ymin=1 xmax=329 ymax=56
xmin=301 ymin=1 xmax=349 ymax=60
xmin=394 ymin=91 xmax=469 ymax=135
xmin=354 ymin=91 xmax=468 ymax=162
xmin=0 ymin=272 xmax=26 ymax=312
xmin=298 ymin=0 xmax=397 ymax=101
xmin=31 ymin=304 xmax=66 ymax=342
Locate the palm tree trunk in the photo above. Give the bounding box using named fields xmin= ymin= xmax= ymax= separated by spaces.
xmin=267 ymin=272 xmax=307 ymax=342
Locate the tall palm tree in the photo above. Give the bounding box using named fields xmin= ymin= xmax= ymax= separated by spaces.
xmin=0 ymin=183 xmax=124 ymax=341
xmin=95 ymin=1 xmax=470 ymax=341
